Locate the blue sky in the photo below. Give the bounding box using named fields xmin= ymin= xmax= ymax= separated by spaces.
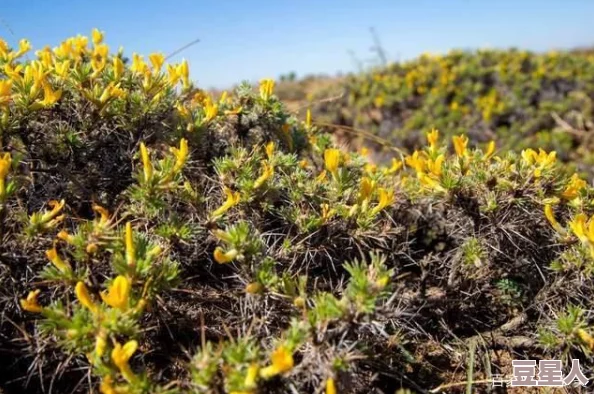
xmin=1 ymin=0 xmax=593 ymax=88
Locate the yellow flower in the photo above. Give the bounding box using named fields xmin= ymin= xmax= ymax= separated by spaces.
xmin=40 ymin=199 xmax=66 ymax=224
xmin=175 ymin=102 xmax=191 ymax=120
xmin=113 ymin=57 xmax=124 ymax=80
xmin=3 ymin=63 xmax=21 ymax=82
xmin=535 ymin=149 xmax=557 ymax=166
xmin=170 ymin=138 xmax=189 ymax=174
xmin=245 ymin=282 xmax=263 ymax=294
xmin=95 ymin=329 xmax=107 ymax=357
xmin=544 ymin=204 xmax=565 ymax=235
xmin=204 ymin=99 xmax=218 ymax=122
xmin=576 ymin=328 xmax=594 ymax=351
xmin=0 ymin=152 xmax=11 ymax=198
xmin=426 ymin=128 xmax=439 ymax=152
xmin=0 ymin=38 xmax=8 ymax=59
xmin=91 ymin=44 xmax=109 ymax=75
xmin=0 ymin=80 xmax=12 ymax=107
xmin=321 ymin=203 xmax=336 ymax=223
xmin=86 ymin=243 xmax=99 ymax=255
xmin=179 ymin=59 xmax=190 ymax=88
xmin=99 ymin=376 xmax=117 ymax=394
xmin=92 ymin=28 xmax=104 ymax=45
xmin=568 ymin=213 xmax=589 ymax=244
xmin=324 ymin=148 xmax=340 ymax=177
xmin=24 ymin=61 xmax=47 ymax=95
xmin=484 ymin=141 xmax=496 ymax=159
xmin=111 ymin=340 xmax=138 ymax=383
xmin=426 ymin=155 xmax=445 ymax=177
xmin=521 ymin=148 xmax=536 ymax=165
xmin=32 ymin=83 xmax=62 ymax=109
xmin=93 ymin=204 xmax=111 ymax=227
xmin=20 ymin=289 xmax=43 ymax=313
xmin=306 ymin=108 xmax=312 ymax=128
xmin=326 ymin=377 xmax=337 ymax=394
xmin=244 ymin=363 xmax=259 ymax=388
xmin=213 ymin=247 xmax=238 ymax=264
xmin=359 ymin=177 xmax=375 ymax=202
xmin=72 ymin=35 xmax=89 ymax=54
xmin=54 ymin=60 xmax=71 ymax=78
xmin=254 ymin=162 xmax=274 ymax=189
xmin=260 ymin=346 xmax=294 ymax=379
xmin=219 ymin=91 xmax=228 ymax=105
xmin=75 ymin=281 xmax=99 ymax=315
xmin=371 ymin=188 xmax=395 ymax=215
xmin=265 ymin=141 xmax=275 ymax=160
xmin=130 ymin=53 xmax=148 ymax=75
xmin=166 ymin=64 xmax=181 ymax=86
xmin=405 ymin=151 xmax=425 ymax=173
xmin=562 ymin=173 xmax=587 ymax=200
xmin=259 ymin=78 xmax=275 ymax=100
xmin=419 ymin=173 xmax=446 ymax=192
xmin=316 ymin=170 xmax=327 ymax=183
xmin=149 ymin=53 xmax=165 ymax=73
xmin=373 ymin=95 xmax=385 ymax=108
xmin=139 ymin=143 xmax=153 ymax=184
xmin=16 ymin=39 xmax=31 ymax=57
xmin=53 ymin=40 xmax=72 ymax=59
xmin=57 ymin=230 xmax=75 ymax=244
xmin=46 ymin=245 xmax=71 ymax=273
xmin=99 ymin=83 xmax=125 ymax=104
xmin=383 ymin=158 xmax=402 ymax=175
xmin=364 ymin=163 xmax=377 ymax=174
xmin=376 ymin=275 xmax=389 ymax=289
xmin=521 ymin=148 xmax=557 ymax=177
xmin=101 ymin=275 xmax=131 ymax=311
xmin=211 ymin=187 xmax=241 ymax=218
xmin=0 ymin=153 xmax=10 ymax=178
xmin=452 ymin=135 xmax=468 ymax=157
xmin=125 ymin=222 xmax=136 ymax=268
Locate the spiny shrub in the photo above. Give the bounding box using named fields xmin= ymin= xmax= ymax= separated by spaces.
xmin=311 ymin=48 xmax=594 ymax=174
xmin=2 ymin=31 xmax=594 ymax=394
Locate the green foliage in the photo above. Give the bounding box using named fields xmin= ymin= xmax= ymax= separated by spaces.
xmin=3 ymin=31 xmax=594 ymax=394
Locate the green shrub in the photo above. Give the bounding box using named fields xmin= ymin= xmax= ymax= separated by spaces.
xmin=312 ymin=48 xmax=594 ymax=176
xmin=2 ymin=31 xmax=594 ymax=394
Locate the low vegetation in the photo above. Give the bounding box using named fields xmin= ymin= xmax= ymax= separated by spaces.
xmin=306 ymin=48 xmax=594 ymax=176
xmin=1 ymin=31 xmax=594 ymax=394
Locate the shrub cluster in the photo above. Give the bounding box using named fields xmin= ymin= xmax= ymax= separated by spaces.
xmin=1 ymin=31 xmax=594 ymax=394
xmin=310 ymin=49 xmax=594 ymax=175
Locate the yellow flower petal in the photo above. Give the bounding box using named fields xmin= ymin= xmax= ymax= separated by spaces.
xmin=46 ymin=245 xmax=71 ymax=272
xmin=213 ymin=247 xmax=238 ymax=264
xmin=452 ymin=135 xmax=468 ymax=157
xmin=75 ymin=282 xmax=98 ymax=314
xmin=326 ymin=377 xmax=337 ymax=394
xmin=100 ymin=275 xmax=130 ymax=311
xmin=260 ymin=346 xmax=294 ymax=379
xmin=91 ymin=28 xmax=104 ymax=45
xmin=125 ymin=222 xmax=136 ymax=267
xmin=20 ymin=289 xmax=43 ymax=313
xmin=111 ymin=340 xmax=138 ymax=382
xmin=324 ymin=149 xmax=340 ymax=177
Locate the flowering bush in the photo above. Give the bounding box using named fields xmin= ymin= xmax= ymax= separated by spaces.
xmin=2 ymin=31 xmax=594 ymax=394
xmin=311 ymin=48 xmax=594 ymax=174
